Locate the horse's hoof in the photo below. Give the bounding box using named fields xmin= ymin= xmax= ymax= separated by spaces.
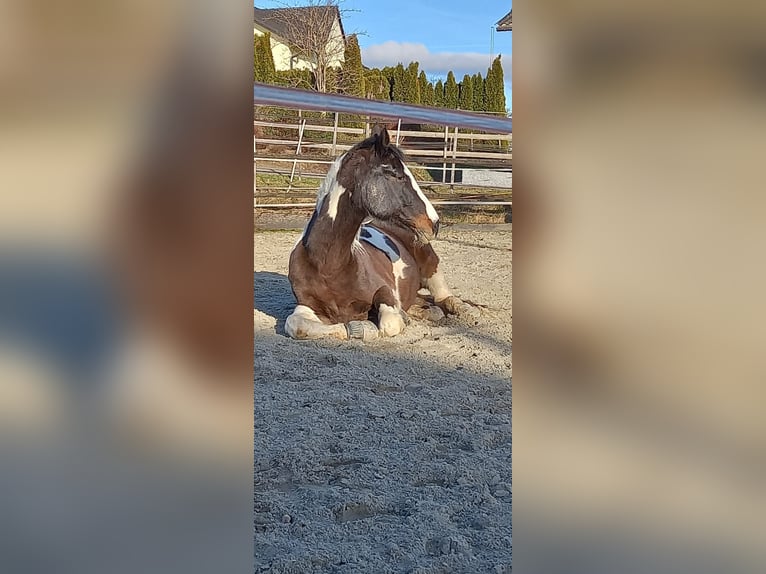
xmin=423 ymin=306 xmax=445 ymax=323
xmin=440 ymin=296 xmax=481 ymax=320
xmin=407 ymin=305 xmax=445 ymax=323
xmin=346 ymin=320 xmax=379 ymax=341
xmin=378 ymin=311 xmax=406 ymax=337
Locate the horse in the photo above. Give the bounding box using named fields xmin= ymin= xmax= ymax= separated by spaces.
xmin=285 ymin=125 xmax=474 ymax=340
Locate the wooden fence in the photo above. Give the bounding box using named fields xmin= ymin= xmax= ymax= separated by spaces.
xmin=253 ymin=84 xmax=512 ymax=211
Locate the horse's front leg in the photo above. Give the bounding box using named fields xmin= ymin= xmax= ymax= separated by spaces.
xmin=372 ymin=285 xmax=407 ymax=337
xmin=285 ymin=305 xmax=348 ymax=340
xmin=425 ymin=268 xmax=480 ymax=318
xmin=410 ymin=242 xmax=478 ymax=318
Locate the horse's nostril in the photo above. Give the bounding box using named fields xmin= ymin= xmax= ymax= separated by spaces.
xmin=434 ymin=220 xmax=440 ymax=237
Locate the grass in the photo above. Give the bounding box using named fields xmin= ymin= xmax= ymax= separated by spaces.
xmin=256 ymin=172 xmax=324 ymax=187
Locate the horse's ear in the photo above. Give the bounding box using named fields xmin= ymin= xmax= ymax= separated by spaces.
xmin=371 ymin=124 xmax=390 ymax=153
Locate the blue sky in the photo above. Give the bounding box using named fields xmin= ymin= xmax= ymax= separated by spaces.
xmin=255 ymin=1 xmax=512 ymax=110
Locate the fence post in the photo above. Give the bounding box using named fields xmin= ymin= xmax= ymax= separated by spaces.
xmin=289 ymin=118 xmax=307 ymax=192
xmin=395 ymin=118 xmax=402 ymax=145
xmin=442 ymin=125 xmax=449 ymax=183
xmin=332 ymin=112 xmax=339 ymax=156
xmin=450 ymin=126 xmax=459 ymax=187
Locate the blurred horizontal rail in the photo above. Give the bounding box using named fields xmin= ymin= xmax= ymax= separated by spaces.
xmin=254 ymin=83 xmax=512 ymax=134
xmin=255 ymin=201 xmax=512 ymax=208
xmin=255 ymin=139 xmax=510 ymax=160
xmin=253 ymin=119 xmax=512 ymax=141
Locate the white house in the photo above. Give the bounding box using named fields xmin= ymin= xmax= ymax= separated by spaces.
xmin=254 ymin=6 xmax=346 ymax=72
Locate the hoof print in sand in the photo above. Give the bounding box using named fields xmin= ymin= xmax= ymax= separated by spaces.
xmin=332 ymin=502 xmax=380 ymax=523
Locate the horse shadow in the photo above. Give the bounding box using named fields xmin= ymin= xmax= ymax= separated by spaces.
xmin=254 ymin=271 xmax=295 ymax=336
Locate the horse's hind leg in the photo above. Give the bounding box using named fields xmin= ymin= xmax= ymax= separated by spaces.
xmin=285 ymin=305 xmax=348 ymax=340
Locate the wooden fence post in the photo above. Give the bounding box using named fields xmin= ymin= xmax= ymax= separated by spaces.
xmin=289 ymin=118 xmax=307 ymax=192
xmin=450 ymin=126 xmax=459 ymax=187
xmin=332 ymin=112 xmax=339 ymax=156
xmin=395 ymin=118 xmax=402 ymax=145
xmin=442 ymin=125 xmax=449 ymax=183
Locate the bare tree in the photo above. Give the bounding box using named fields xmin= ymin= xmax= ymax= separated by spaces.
xmin=266 ymin=0 xmax=358 ymax=93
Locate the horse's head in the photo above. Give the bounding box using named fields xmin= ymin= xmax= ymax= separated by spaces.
xmin=341 ymin=125 xmax=440 ymax=241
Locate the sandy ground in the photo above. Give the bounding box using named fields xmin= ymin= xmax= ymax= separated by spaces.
xmin=254 ymin=228 xmax=512 ymax=573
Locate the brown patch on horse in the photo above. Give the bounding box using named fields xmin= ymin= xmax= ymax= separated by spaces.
xmin=289 ymin=243 xmax=370 ymax=324
xmin=412 ymin=213 xmax=437 ymax=240
xmin=372 ymin=285 xmax=398 ymax=309
xmin=365 ymin=219 xmax=441 ymax=280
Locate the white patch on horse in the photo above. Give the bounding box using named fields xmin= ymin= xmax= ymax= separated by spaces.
xmin=392 ymin=258 xmax=407 ymax=305
xmin=316 ymin=155 xmax=344 ymax=206
xmin=285 ymin=305 xmax=347 ymax=340
xmin=402 ymin=163 xmax=439 ymax=223
xmin=378 ymin=303 xmax=405 ymax=337
xmin=317 ymin=155 xmax=346 ymax=223
xmin=359 ymin=225 xmax=401 ymax=263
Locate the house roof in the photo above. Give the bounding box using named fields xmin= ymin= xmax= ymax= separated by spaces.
xmin=253 ymin=6 xmax=346 ymax=46
xmin=496 ymin=10 xmax=512 ymax=32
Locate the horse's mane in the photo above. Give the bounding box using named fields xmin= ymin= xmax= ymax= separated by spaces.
xmin=349 ymin=135 xmax=408 ymax=163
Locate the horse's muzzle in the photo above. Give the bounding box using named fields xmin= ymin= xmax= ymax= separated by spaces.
xmin=410 ymin=214 xmax=438 ymax=242
xmin=422 ymin=219 xmax=440 ymax=241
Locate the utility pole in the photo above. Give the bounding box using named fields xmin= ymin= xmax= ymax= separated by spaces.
xmin=490 ymin=26 xmax=495 ymax=67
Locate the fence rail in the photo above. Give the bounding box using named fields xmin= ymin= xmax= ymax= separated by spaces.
xmin=254 ymin=84 xmax=512 ymax=212
xmin=253 ymin=119 xmax=512 ymax=142
xmin=253 ymin=83 xmax=512 ymax=133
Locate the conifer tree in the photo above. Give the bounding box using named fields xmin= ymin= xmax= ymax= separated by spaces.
xmin=380 ymin=66 xmax=394 ymax=99
xmin=391 ymin=63 xmax=406 ymax=101
xmin=365 ymin=68 xmax=390 ymax=100
xmin=459 ymin=74 xmax=473 ymax=110
xmin=340 ymin=34 xmax=365 ymax=97
xmin=434 ymin=79 xmax=445 ymax=107
xmin=472 ymin=73 xmax=484 ymax=111
xmin=405 ymin=62 xmax=421 ymax=104
xmin=422 ymin=80 xmax=435 ymax=107
xmin=418 ymin=71 xmax=430 ymax=106
xmin=444 ymin=71 xmax=459 ymax=109
xmin=253 ymin=33 xmax=276 ymax=83
xmin=485 ymin=55 xmax=507 ymax=113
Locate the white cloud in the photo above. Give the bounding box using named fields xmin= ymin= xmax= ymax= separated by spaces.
xmin=361 ymin=41 xmax=511 ymax=80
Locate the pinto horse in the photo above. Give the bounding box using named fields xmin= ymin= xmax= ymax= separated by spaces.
xmin=286 ymin=125 xmax=473 ymax=340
